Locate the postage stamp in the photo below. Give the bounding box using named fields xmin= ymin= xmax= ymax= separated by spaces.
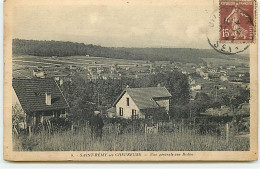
xmin=219 ymin=0 xmax=255 ymax=43
xmin=207 ymin=11 xmax=250 ymax=55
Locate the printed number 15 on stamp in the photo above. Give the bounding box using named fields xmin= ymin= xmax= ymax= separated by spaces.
xmin=220 ymin=0 xmax=255 ymax=43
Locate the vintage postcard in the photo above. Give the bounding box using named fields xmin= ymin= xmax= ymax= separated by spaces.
xmin=3 ymin=0 xmax=258 ymax=161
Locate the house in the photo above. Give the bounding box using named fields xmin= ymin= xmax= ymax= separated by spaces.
xmin=107 ymin=107 xmax=116 ymax=118
xmin=191 ymin=84 xmax=202 ymax=91
xmin=203 ymin=73 xmax=209 ymax=80
xmin=188 ymin=77 xmax=196 ymax=85
xmin=69 ymin=65 xmax=77 ymax=70
xmin=203 ymin=105 xmax=232 ymax=116
xmin=33 ymin=69 xmax=46 ymax=78
xmin=238 ymin=73 xmax=245 ymax=78
xmin=12 ymin=78 xmax=69 ymax=127
xmin=220 ymin=75 xmax=228 ymax=82
xmin=112 ymin=86 xmax=172 ymax=119
xmin=219 ymin=86 xmax=227 ymax=90
xmin=196 ymin=68 xmax=209 ymax=79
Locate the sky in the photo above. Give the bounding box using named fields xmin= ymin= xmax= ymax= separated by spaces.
xmin=13 ymin=2 xmax=216 ymax=49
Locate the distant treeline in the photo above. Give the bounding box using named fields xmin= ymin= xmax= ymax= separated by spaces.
xmin=13 ymin=39 xmax=248 ymax=62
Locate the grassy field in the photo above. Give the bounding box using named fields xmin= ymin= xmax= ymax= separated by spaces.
xmin=202 ymin=58 xmax=249 ymax=67
xmin=13 ymin=126 xmax=249 ymax=151
xmin=13 ymin=55 xmax=148 ymax=68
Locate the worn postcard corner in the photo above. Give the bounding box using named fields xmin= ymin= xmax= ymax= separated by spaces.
xmin=3 ymin=0 xmax=258 ymax=162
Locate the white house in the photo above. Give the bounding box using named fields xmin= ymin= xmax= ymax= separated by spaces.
xmin=191 ymin=84 xmax=202 ymax=91
xmin=33 ymin=69 xmax=46 ymax=78
xmin=220 ymin=75 xmax=228 ymax=82
xmin=112 ymin=86 xmax=172 ymax=119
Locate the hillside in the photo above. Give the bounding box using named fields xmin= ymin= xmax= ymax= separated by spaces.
xmin=13 ymin=39 xmax=249 ymax=63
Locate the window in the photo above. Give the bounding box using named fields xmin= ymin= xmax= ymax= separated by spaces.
xmin=119 ymin=107 xmax=123 ymax=116
xmin=45 ymin=92 xmax=52 ymax=105
xmin=126 ymin=97 xmax=129 ymax=106
xmin=132 ymin=109 xmax=137 ymax=119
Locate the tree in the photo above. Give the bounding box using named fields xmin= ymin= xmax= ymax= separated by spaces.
xmin=163 ymin=71 xmax=190 ymax=105
xmin=192 ymin=92 xmax=211 ymax=114
xmin=218 ymin=89 xmax=249 ymax=111
xmin=195 ymin=92 xmax=211 ymax=103
xmin=62 ymin=75 xmax=96 ymax=124
xmin=241 ymin=72 xmax=250 ymax=83
xmin=12 ymin=103 xmax=26 ymax=125
xmin=13 ymin=39 xmax=247 ymax=61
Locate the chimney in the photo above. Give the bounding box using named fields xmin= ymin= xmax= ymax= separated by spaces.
xmin=59 ymin=79 xmax=63 ymax=86
xmin=45 ymin=92 xmax=51 ymax=105
xmin=33 ymin=69 xmax=36 ymax=76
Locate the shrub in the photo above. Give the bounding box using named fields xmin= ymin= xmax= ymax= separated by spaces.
xmin=50 ymin=117 xmax=72 ymax=132
xmin=12 ymin=103 xmax=26 ymax=125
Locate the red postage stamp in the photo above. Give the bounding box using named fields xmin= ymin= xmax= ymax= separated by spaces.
xmin=220 ymin=0 xmax=255 ymax=43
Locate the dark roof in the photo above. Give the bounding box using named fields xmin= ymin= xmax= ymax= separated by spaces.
xmin=13 ymin=78 xmax=69 ymax=113
xmin=113 ymin=87 xmax=172 ymax=109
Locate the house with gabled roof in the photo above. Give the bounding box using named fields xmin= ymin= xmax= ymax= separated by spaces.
xmin=12 ymin=78 xmax=69 ymax=127
xmin=112 ymin=86 xmax=172 ymax=119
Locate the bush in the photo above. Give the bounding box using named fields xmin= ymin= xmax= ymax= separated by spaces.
xmin=20 ymin=136 xmax=39 ymax=151
xmin=12 ymin=103 xmax=26 ymax=125
xmin=237 ymin=120 xmax=250 ymax=133
xmin=50 ymin=117 xmax=72 ymax=132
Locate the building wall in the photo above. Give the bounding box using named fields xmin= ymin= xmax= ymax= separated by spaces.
xmin=40 ymin=109 xmax=67 ymax=123
xmin=155 ymin=99 xmax=170 ymax=112
xmin=26 ymin=109 xmax=67 ymax=126
xmin=12 ymin=88 xmax=21 ymax=106
xmin=107 ymin=112 xmax=115 ymax=118
xmin=12 ymin=88 xmax=27 ymax=126
xmin=115 ymin=92 xmax=144 ymax=119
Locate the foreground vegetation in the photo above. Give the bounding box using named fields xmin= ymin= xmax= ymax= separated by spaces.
xmin=13 ymin=126 xmax=249 ymax=151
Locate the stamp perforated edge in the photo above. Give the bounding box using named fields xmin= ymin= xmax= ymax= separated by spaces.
xmin=219 ymin=0 xmax=257 ymax=44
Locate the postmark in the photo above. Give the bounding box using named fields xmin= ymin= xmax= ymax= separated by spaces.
xmin=219 ymin=0 xmax=255 ymax=43
xmin=207 ymin=11 xmax=250 ymax=55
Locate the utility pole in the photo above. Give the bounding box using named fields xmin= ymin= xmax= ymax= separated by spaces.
xmin=189 ymin=100 xmax=192 ymax=124
xmin=215 ymin=85 xmax=219 ymax=102
xmin=97 ymin=92 xmax=100 ymax=108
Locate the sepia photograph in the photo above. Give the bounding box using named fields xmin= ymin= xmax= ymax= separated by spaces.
xmin=3 ymin=0 xmax=258 ymax=161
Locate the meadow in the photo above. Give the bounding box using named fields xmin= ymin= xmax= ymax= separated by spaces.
xmin=13 ymin=125 xmax=250 ymax=151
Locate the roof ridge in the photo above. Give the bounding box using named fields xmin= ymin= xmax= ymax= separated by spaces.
xmin=54 ymin=80 xmax=70 ymax=108
xmin=127 ymin=86 xmax=166 ymax=89
xmin=13 ymin=77 xmax=53 ymax=81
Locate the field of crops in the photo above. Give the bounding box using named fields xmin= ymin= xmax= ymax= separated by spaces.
xmin=13 ymin=55 xmax=148 ymax=68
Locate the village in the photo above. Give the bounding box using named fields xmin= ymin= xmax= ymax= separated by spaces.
xmin=13 ymin=55 xmax=249 ymax=96
xmin=12 ymin=54 xmax=250 ymax=151
xmin=13 ymin=54 xmax=249 ymax=104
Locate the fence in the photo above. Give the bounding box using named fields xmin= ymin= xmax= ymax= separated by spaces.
xmin=101 ymin=117 xmax=238 ymax=142
xmin=13 ymin=115 xmax=247 ymax=144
